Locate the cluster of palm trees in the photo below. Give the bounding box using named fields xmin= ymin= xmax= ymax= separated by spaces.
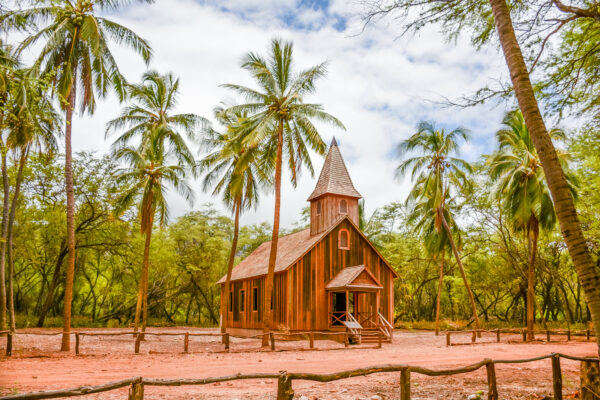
xmin=1 ymin=1 xmax=343 ymax=349
xmin=398 ymin=111 xmax=575 ymax=339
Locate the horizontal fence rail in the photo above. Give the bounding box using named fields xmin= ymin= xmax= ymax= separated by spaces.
xmin=1 ymin=330 xmax=365 ymax=356
xmin=1 ymin=353 xmax=598 ymax=400
xmin=445 ymin=328 xmax=596 ymax=346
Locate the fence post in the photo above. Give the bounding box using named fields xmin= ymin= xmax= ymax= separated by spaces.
xmin=276 ymin=371 xmax=294 ymax=400
xmin=75 ymin=333 xmax=80 ymax=355
xmin=344 ymin=333 xmax=349 ymax=348
xmin=184 ymin=332 xmax=189 ymax=353
xmin=496 ymin=329 xmax=500 ymax=343
xmin=309 ymin=333 xmax=314 ymax=349
xmin=446 ymin=332 xmax=451 ymax=346
xmin=6 ymin=331 xmax=12 ymax=356
xmin=472 ymin=330 xmax=476 ymax=343
xmin=224 ymin=333 xmax=230 ymax=351
xmin=587 ymin=330 xmax=591 ymax=341
xmin=135 ymin=333 xmax=142 ymax=354
xmin=547 ymin=330 xmax=551 ymax=342
xmin=522 ymin=330 xmax=527 ymax=342
xmin=552 ymin=354 xmax=563 ymax=400
xmin=400 ymin=368 xmax=411 ymax=400
xmin=128 ymin=378 xmax=144 ymax=400
xmin=485 ymin=360 xmax=498 ymax=400
xmin=378 ymin=331 xmax=382 ymax=348
xmin=580 ymin=356 xmax=600 ymax=400
xmin=567 ymin=329 xmax=571 ymax=341
xmin=270 ymin=332 xmax=275 ymax=351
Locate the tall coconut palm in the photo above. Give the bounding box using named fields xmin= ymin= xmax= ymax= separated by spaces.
xmin=0 ymin=39 xmax=17 ymax=332
xmin=3 ymin=67 xmax=59 ymax=332
xmin=2 ymin=0 xmax=153 ymax=350
xmin=113 ymin=129 xmax=194 ymax=336
xmin=200 ymin=105 xmax=272 ymax=334
xmin=406 ymin=185 xmax=460 ymax=335
xmin=397 ymin=121 xmax=480 ymax=332
xmin=487 ymin=110 xmax=576 ymax=340
xmin=222 ymin=38 xmax=344 ymax=345
xmin=107 ymin=71 xmax=203 ymax=334
xmin=487 ymin=0 xmax=600 ymax=356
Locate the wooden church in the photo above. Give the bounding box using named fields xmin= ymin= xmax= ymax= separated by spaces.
xmin=218 ymin=138 xmax=396 ymax=341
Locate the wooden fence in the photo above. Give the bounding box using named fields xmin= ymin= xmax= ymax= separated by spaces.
xmin=0 ymin=352 xmax=598 ymax=400
xmin=1 ymin=329 xmax=376 ymax=356
xmin=445 ymin=328 xmax=596 ymax=346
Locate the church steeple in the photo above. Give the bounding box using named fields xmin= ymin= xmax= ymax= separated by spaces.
xmin=308 ymin=138 xmax=361 ymax=236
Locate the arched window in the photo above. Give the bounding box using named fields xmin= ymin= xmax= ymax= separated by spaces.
xmin=339 ymin=199 xmax=347 ymax=214
xmin=316 ymin=201 xmax=322 ymax=215
xmin=338 ymin=229 xmax=349 ymax=250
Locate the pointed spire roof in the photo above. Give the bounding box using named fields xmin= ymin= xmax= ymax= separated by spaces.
xmin=308 ymin=137 xmax=362 ymax=201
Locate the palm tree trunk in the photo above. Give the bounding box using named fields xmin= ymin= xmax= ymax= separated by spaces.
xmin=221 ymin=198 xmax=241 ymax=334
xmin=488 ymin=0 xmax=600 ymax=356
xmin=7 ymin=147 xmax=28 ymax=332
xmin=526 ymin=217 xmax=539 ymax=340
xmin=134 ymin=213 xmax=153 ymax=337
xmin=262 ymin=120 xmax=283 ymax=347
xmin=435 ymin=249 xmax=445 ymax=335
xmin=0 ymin=146 xmax=8 ymax=331
xmin=439 ymin=209 xmax=480 ymax=332
xmin=61 ymin=83 xmax=77 ymax=351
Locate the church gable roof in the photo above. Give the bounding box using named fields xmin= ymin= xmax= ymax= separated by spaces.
xmin=307 ymin=138 xmax=361 ymax=201
xmin=217 ymin=215 xmax=396 ymax=284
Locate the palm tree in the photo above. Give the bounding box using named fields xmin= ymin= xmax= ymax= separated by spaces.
xmin=113 ymin=129 xmax=194 ymax=336
xmin=107 ymin=71 xmax=203 ymax=335
xmin=406 ymin=185 xmax=461 ymax=335
xmin=397 ymin=121 xmax=480 ymax=332
xmin=200 ymin=105 xmax=272 ymax=334
xmin=0 ymin=39 xmax=17 ymax=332
xmin=222 ymin=38 xmax=344 ymax=345
xmin=487 ymin=110 xmax=576 ymax=340
xmin=2 ymin=0 xmax=153 ymax=351
xmin=487 ymin=0 xmax=600 ymax=356
xmin=3 ymin=67 xmax=59 ymax=332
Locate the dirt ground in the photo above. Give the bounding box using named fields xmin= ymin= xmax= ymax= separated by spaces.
xmin=0 ymin=328 xmax=597 ymax=399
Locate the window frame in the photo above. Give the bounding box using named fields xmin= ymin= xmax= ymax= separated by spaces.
xmin=339 ymin=199 xmax=348 ymax=214
xmin=239 ymin=289 xmax=245 ymax=312
xmin=252 ymin=287 xmax=259 ymax=312
xmin=338 ymin=229 xmax=350 ymax=250
xmin=228 ymin=290 xmax=233 ymax=312
xmin=316 ymin=200 xmax=322 ymax=215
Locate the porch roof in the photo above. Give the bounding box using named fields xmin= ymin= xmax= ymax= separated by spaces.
xmin=325 ymin=265 xmax=383 ymax=291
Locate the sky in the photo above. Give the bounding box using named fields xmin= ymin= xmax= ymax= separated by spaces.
xmin=16 ymin=0 xmax=515 ymax=228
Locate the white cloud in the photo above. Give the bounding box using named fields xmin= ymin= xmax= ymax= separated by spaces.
xmin=12 ymin=0 xmax=514 ymax=227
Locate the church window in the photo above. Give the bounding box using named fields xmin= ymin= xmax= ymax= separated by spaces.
xmin=339 ymin=229 xmax=349 ymax=250
xmin=340 ymin=199 xmax=347 ymax=214
xmin=316 ymin=201 xmax=322 ymax=215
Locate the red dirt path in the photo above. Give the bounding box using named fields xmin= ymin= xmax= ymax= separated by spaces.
xmin=0 ymin=328 xmax=597 ymax=399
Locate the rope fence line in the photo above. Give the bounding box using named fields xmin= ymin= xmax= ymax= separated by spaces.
xmin=445 ymin=328 xmax=596 ymax=346
xmin=1 ymin=352 xmax=598 ymax=400
xmin=2 ymin=329 xmax=367 ymax=356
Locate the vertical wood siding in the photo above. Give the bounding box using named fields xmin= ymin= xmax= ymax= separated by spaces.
xmin=220 ymin=219 xmax=395 ymax=331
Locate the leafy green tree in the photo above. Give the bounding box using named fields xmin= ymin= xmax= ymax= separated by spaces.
xmin=200 ymin=105 xmax=271 ymax=333
xmin=222 ymin=38 xmax=344 ymax=345
xmin=397 ymin=121 xmax=480 ymax=331
xmin=488 ymin=110 xmax=576 ymax=339
xmin=2 ymin=0 xmax=153 ymax=350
